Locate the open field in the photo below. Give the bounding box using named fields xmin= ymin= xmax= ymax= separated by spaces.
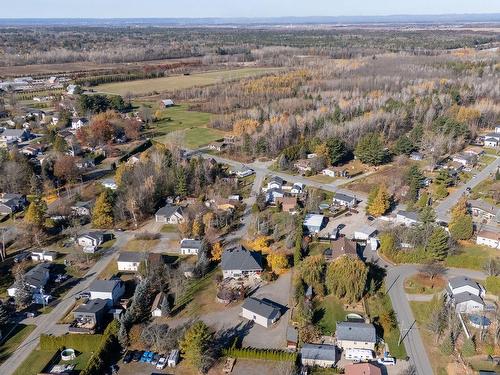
xmin=404 ymin=274 xmax=445 ymax=294
xmin=95 ymin=67 xmax=283 ymax=96
xmin=445 ymin=242 xmax=500 ymax=270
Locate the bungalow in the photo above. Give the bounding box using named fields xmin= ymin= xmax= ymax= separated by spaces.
xmin=324 ymin=237 xmax=358 ymax=262
xmin=151 ymin=292 xmax=169 ymax=317
xmin=241 ymin=297 xmax=281 ymax=328
xmin=469 ymin=200 xmax=500 ymax=223
xmin=476 ymin=230 xmax=500 ymax=249
xmin=230 ymin=165 xmax=254 ymax=178
xmin=353 ymin=225 xmax=377 ymax=241
xmin=71 ymin=117 xmax=89 ymax=130
xmin=453 ymin=292 xmax=485 ymax=314
xmin=463 ymin=146 xmax=484 ymax=156
xmin=300 ymin=344 xmax=337 ymax=368
xmin=0 ymin=128 xmax=29 ymax=144
xmin=77 ymin=232 xmax=104 ymax=253
xmin=344 ymin=363 xmax=382 ymax=375
xmin=265 ymin=188 xmax=285 ymax=204
xmin=155 ymin=205 xmax=185 ymax=224
xmin=220 ymin=246 xmax=263 ymax=279
xmin=180 ymin=239 xmax=203 ymax=255
xmin=7 ymin=263 xmax=51 ymax=303
xmin=161 ymin=99 xmax=175 ymax=107
xmin=73 ymin=298 xmax=109 ymax=331
xmin=294 ymin=159 xmax=313 ymax=174
xmin=276 ymin=196 xmax=298 ymax=214
xmin=0 ymin=193 xmax=27 ymax=215
xmin=267 ymin=176 xmax=284 ymax=190
xmin=290 ymin=182 xmax=305 ymax=195
xmin=117 ymin=252 xmax=144 ymax=272
xmin=87 ymin=279 xmax=125 ymax=306
xmin=452 ymin=153 xmax=477 ymax=166
xmin=396 ymin=210 xmax=421 ymax=226
xmin=31 ymin=250 xmax=57 ymax=262
xmin=21 ymin=143 xmax=45 ymax=157
xmin=447 ymin=276 xmax=485 ymax=298
xmin=335 ymin=321 xmax=377 ymax=351
xmin=332 ymin=192 xmax=357 ymax=208
xmin=484 ymin=137 xmax=499 ymax=148
xmin=304 ymin=214 xmax=325 ymax=233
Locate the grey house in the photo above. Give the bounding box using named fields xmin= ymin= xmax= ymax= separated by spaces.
xmin=73 ymin=298 xmax=109 ymax=330
xmin=155 ymin=205 xmax=185 ymax=224
xmin=241 ymin=297 xmax=281 ymax=328
xmin=336 ymin=321 xmax=377 ymax=351
xmin=301 ymin=343 xmax=337 ymax=368
xmin=221 ymin=246 xmax=263 ymax=279
xmin=332 ymin=192 xmax=357 ymax=208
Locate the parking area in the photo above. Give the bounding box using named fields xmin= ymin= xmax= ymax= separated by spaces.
xmin=336 ymin=357 xmax=412 ymax=375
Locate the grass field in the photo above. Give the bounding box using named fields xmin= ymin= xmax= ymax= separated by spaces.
xmin=404 ymin=274 xmax=445 ymax=295
xmin=445 ymin=242 xmax=500 ymax=270
xmin=13 ymin=349 xmax=91 ymax=375
xmin=314 ymin=295 xmax=348 ymax=335
xmin=0 ymin=324 xmax=36 ymax=365
xmin=96 ymin=67 xmax=282 ymax=96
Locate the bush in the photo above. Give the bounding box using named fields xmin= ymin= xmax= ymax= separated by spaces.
xmin=223 ymin=347 xmax=297 ymax=362
xmin=81 ymin=320 xmax=121 ymax=375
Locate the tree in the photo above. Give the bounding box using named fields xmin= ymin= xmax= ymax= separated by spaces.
xmin=192 ymin=218 xmax=204 ymax=238
xmin=12 ymin=269 xmax=33 ymax=310
xmin=449 ymin=197 xmax=473 ymax=240
xmin=299 ymin=256 xmax=325 ymax=296
xmin=426 ymin=227 xmax=449 ymax=260
xmin=326 ymin=137 xmax=349 ymax=166
xmin=419 ymin=261 xmax=446 ymax=280
xmin=175 ymin=169 xmax=187 ymax=197
xmin=434 ymin=183 xmax=449 ymax=199
xmin=420 ymin=205 xmax=436 ymax=225
xmin=354 ymin=133 xmax=386 ymax=166
xmin=406 ymin=165 xmax=424 ymax=203
xmin=367 ymin=184 xmax=391 ymax=217
xmin=325 ymin=257 xmax=368 ymax=303
xmin=435 ymin=169 xmax=453 ymax=187
xmin=92 ymin=190 xmax=114 ymax=228
xmin=0 ymin=303 xmax=10 ymax=326
xmin=53 ymin=135 xmax=68 ymax=152
xmin=461 ymin=338 xmax=476 ymax=357
xmin=210 ymin=242 xmax=223 ymax=261
xmin=267 ymin=251 xmax=289 ymax=274
xmin=24 ymin=196 xmax=47 ymax=228
xmin=394 ymin=135 xmax=415 ymax=155
xmin=54 ymin=155 xmax=80 ymax=183
xmin=179 ymin=321 xmax=212 ymax=372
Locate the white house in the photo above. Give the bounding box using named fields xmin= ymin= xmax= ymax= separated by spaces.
xmin=180 ymin=239 xmax=203 ymax=255
xmin=101 ymin=179 xmax=118 ymax=190
xmin=353 ymin=225 xmax=377 ymax=241
xmin=151 ymin=292 xmax=168 ymax=317
xmin=304 ymin=214 xmax=325 ymax=233
xmin=71 ymin=201 xmax=92 ymax=217
xmin=241 ymin=297 xmax=281 ymax=328
xmin=87 ymin=279 xmax=125 ymax=306
xmin=322 ymin=168 xmax=337 ymax=177
xmin=447 ymin=276 xmax=485 ymax=298
xmin=267 ymin=176 xmax=284 ymax=190
xmin=396 ymin=210 xmax=421 ymax=226
xmin=446 ymin=276 xmax=487 ymax=314
xmin=265 ymin=188 xmax=285 ymax=204
xmin=77 ymin=232 xmax=104 ymax=253
xmin=66 ymin=84 xmax=80 ymax=95
xmin=476 ymin=230 xmax=500 ymax=249
xmin=161 ymin=99 xmax=175 ymax=107
xmin=31 ymin=250 xmax=57 ymax=262
xmin=332 ymin=192 xmax=357 ymax=208
xmin=300 ymin=344 xmax=337 ymax=368
xmin=117 ymin=252 xmax=144 ymax=272
xmin=220 ymin=246 xmax=263 ymax=279
xmin=451 ymin=153 xmax=477 ymax=166
xmin=71 ymin=117 xmax=88 ymax=130
xmin=230 ymin=165 xmax=254 ymax=178
xmin=290 ymin=182 xmax=305 ymax=195
xmin=484 ymin=137 xmax=499 ymax=148
xmin=336 ymin=321 xmax=377 ymax=351
xmin=0 ymin=128 xmax=29 ymax=144
xmin=7 ymin=263 xmax=51 ymax=305
xmin=454 ymin=293 xmax=485 ymax=314
xmin=155 ymin=205 xmax=185 ymax=224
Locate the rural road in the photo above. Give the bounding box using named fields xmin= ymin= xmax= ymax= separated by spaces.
xmin=1 ymin=233 xmax=133 ymax=375
xmin=436 ymin=156 xmax=499 ymax=222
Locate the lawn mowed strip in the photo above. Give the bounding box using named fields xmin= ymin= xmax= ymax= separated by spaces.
xmin=0 ymin=324 xmax=36 ymax=364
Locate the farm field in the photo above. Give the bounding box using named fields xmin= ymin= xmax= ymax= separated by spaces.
xmin=95 ymin=67 xmax=283 ymax=96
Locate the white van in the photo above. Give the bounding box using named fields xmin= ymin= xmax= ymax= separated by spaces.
xmin=377 ymin=357 xmax=396 ymax=366
xmin=345 ymin=348 xmax=374 ymax=362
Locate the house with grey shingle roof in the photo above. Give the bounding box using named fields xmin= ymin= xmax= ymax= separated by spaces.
xmin=301 ymin=343 xmax=337 ymax=368
xmin=220 ymin=246 xmax=262 ymax=279
xmin=117 ymin=252 xmax=145 ymax=272
xmin=155 ymin=204 xmax=184 ymax=224
xmin=336 ymin=321 xmax=377 ymax=351
xmin=241 ymin=297 xmax=281 ymax=328
xmin=332 ymin=192 xmax=357 ymax=208
xmin=180 ymin=239 xmax=203 ymax=255
xmin=396 ymin=210 xmax=421 ymax=226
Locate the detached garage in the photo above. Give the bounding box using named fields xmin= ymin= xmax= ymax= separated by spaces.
xmin=241 ymin=297 xmax=281 ymax=328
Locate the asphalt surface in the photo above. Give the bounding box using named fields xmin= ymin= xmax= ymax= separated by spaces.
xmin=436 ymin=156 xmax=499 ymax=222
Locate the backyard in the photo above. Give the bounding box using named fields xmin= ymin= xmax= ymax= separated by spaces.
xmin=13 ymin=349 xmax=91 ymax=375
xmin=313 ymin=295 xmax=350 ymax=336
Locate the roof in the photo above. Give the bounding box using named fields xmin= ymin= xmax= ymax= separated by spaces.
xmin=355 ymin=225 xmax=377 ymax=236
xmin=469 ymin=200 xmax=499 ymax=216
xmin=221 ymin=246 xmax=262 ymax=272
xmin=336 ymin=321 xmax=377 ymax=343
xmin=448 ymin=276 xmax=481 ymax=291
xmin=180 ymin=239 xmax=203 ymax=249
xmin=300 ymin=343 xmax=337 ymax=362
xmin=74 ymin=298 xmax=108 ymax=314
xmin=117 ymin=252 xmax=144 ymax=263
xmin=304 ymin=214 xmax=324 ymax=228
xmin=25 ymin=263 xmax=50 ymax=288
xmin=333 ymin=192 xmax=356 ymax=203
xmin=477 ymin=230 xmax=500 ymax=241
xmin=88 ymin=279 xmax=121 ymax=293
xmin=276 ymin=196 xmax=297 ymax=208
xmin=151 ymin=292 xmax=167 ymax=311
xmin=485 ymin=137 xmax=499 ymax=142
xmin=454 ymin=292 xmax=485 ymax=306
xmin=1 ymin=129 xmax=25 ymax=138
xmin=80 ymin=232 xmax=104 ymax=241
xmin=72 ymin=201 xmax=91 ymax=208
xmin=397 ymin=210 xmax=420 ymax=221
xmin=327 ymin=237 xmax=358 ymax=259
xmin=286 ymin=326 xmax=298 ymax=343
xmin=156 ymin=204 xmax=182 ymax=218
xmin=269 ymin=176 xmax=284 ymax=185
xmin=241 ymin=297 xmax=280 ymax=320
xmin=344 ymin=363 xmax=382 ymax=375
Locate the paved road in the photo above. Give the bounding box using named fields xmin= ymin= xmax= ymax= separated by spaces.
xmin=1 ymin=232 xmax=133 ymax=375
xmin=436 ymin=156 xmax=499 ymax=222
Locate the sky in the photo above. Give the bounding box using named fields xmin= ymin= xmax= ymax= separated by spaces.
xmin=3 ymin=0 xmax=500 ymax=18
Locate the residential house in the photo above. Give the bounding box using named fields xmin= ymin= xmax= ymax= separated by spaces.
xmin=396 ymin=210 xmax=421 ymax=226
xmin=452 ymin=153 xmax=477 ymax=166
xmin=290 ymin=182 xmax=305 ymax=195
xmin=155 ymin=204 xmax=185 ymax=224
xmin=335 ymin=321 xmax=377 ymax=351
xmin=66 ymin=84 xmax=80 ymax=95
xmin=21 ymin=143 xmax=46 ymax=157
xmin=446 ymin=276 xmax=486 ymax=313
xmin=180 ymin=239 xmax=203 ymax=255
xmin=463 ymin=146 xmax=484 ymax=157
xmin=77 ymin=232 xmax=104 ymax=253
xmin=208 ymin=141 xmax=226 ymax=152
xmin=324 ymin=237 xmax=358 ymax=262
xmin=241 ymin=297 xmax=281 ymax=328
xmin=409 ymin=152 xmax=423 ymax=161
xmin=344 ymin=363 xmax=382 ymax=375
xmin=304 ymin=214 xmax=325 ymax=233
xmin=101 ymin=178 xmax=118 ymax=190
xmin=87 ymin=279 xmax=125 ymax=306
xmin=294 ymin=159 xmax=313 ymax=174
xmin=286 ymin=326 xmax=298 ymax=350
xmin=469 ymin=200 xmax=500 ymax=223
xmin=71 ymin=117 xmax=88 ymax=130
xmin=265 ymin=188 xmax=285 ymax=204
xmin=31 ymin=250 xmax=57 ymax=262
xmin=0 ymin=128 xmax=29 ymax=144
xmin=353 ymin=225 xmax=377 ymax=241
xmin=484 ymin=137 xmax=499 ymax=148
xmin=447 ymin=276 xmax=485 ymax=298
xmin=332 ymin=192 xmax=357 ymax=208
xmin=276 ymin=197 xmax=298 ymax=214
xmin=161 ymin=99 xmax=175 ymax=107
xmin=322 ymin=168 xmax=337 ymax=177
xmin=71 ymin=201 xmax=92 ymax=217
xmin=220 ymin=246 xmax=263 ymax=279
xmin=267 ymin=176 xmax=284 ymax=190
xmin=7 ymin=263 xmax=51 ymax=304
xmin=476 ymin=230 xmax=500 ymax=249
xmin=117 ymin=252 xmax=144 ymax=272
xmin=453 ymin=293 xmax=485 ymax=314
xmin=151 ymin=292 xmax=169 ymax=317
xmin=73 ymin=298 xmax=109 ymax=331
xmin=0 ymin=193 xmax=27 ymax=215
xmin=300 ymin=344 xmax=337 ymax=368
xmin=230 ymin=165 xmax=254 ymax=178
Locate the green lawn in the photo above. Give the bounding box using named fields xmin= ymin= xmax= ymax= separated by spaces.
xmin=308 ymin=242 xmax=330 ymax=257
xmin=161 ymin=224 xmax=178 ymax=233
xmin=0 ymin=324 xmax=36 ymax=364
xmin=445 ymin=243 xmax=500 ymax=270
xmin=95 ymin=67 xmax=283 ymax=96
xmin=13 ymin=349 xmax=91 ymax=375
xmin=314 ymin=295 xmax=348 ymax=335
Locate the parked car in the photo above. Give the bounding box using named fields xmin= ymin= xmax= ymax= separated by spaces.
xmin=156 ymin=357 xmax=167 ymax=370
xmin=109 ymin=364 xmax=119 ymax=374
xmin=132 ymin=351 xmax=142 ymax=362
xmin=123 ymin=351 xmax=133 ymax=364
xmin=367 ymin=216 xmax=375 ymax=221
xmin=146 ymin=351 xmax=154 ymax=363
xmin=151 ymin=353 xmax=160 ymax=365
xmin=377 ymin=357 xmax=396 ymax=366
xmin=75 ymin=291 xmax=90 ymax=300
xmin=14 ymin=252 xmax=30 ymax=263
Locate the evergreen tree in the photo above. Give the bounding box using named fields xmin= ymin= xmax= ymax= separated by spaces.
xmin=406 ymin=165 xmax=424 ymax=203
xmin=495 ymin=168 xmax=500 ymax=181
xmin=394 ymin=135 xmax=415 ymax=155
xmin=12 ymin=270 xmax=33 ymax=310
xmin=53 ymin=136 xmax=68 ymax=152
xmin=449 ymin=197 xmax=473 ymax=240
xmin=461 ymin=338 xmax=476 ymax=357
xmin=416 ymin=191 xmax=430 ymax=210
xmin=326 ymin=137 xmax=349 ymax=166
xmin=24 ymin=196 xmax=47 ymax=228
xmin=179 ymin=321 xmax=212 ymax=371
xmin=0 ymin=303 xmax=10 ymax=326
xmin=354 ymin=133 xmax=386 ymax=165
xmin=435 ymin=169 xmax=453 ymax=187
xmin=420 ymin=205 xmax=436 ymax=225
xmin=434 ymin=183 xmax=449 ymax=199
xmin=92 ymin=190 xmax=114 ymax=228
xmin=426 ymin=227 xmax=449 ymax=260
xmin=175 ymin=168 xmax=187 ymax=197
xmin=367 ymin=184 xmax=391 ymax=217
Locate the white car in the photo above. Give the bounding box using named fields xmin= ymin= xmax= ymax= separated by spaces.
xmin=156 ymin=357 xmax=167 ymax=369
xmin=377 ymin=357 xmax=396 ymax=366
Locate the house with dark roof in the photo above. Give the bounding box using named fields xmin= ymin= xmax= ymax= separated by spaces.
xmin=396 ymin=210 xmax=421 ymax=226
xmin=117 ymin=252 xmax=144 ymax=272
xmin=241 ymin=297 xmax=281 ymax=328
xmin=300 ymin=343 xmax=337 ymax=368
xmin=446 ymin=276 xmax=486 ymax=313
xmin=155 ymin=205 xmax=185 ymax=224
xmin=7 ymin=263 xmax=51 ymax=305
xmin=72 ymin=298 xmax=109 ymax=332
xmin=77 ymin=232 xmax=104 ymax=253
xmin=324 ymin=237 xmax=358 ymax=262
xmin=221 ymin=246 xmax=263 ymax=279
xmin=87 ymin=279 xmax=125 ymax=306
xmin=180 ymin=239 xmax=203 ymax=255
xmin=151 ymin=292 xmax=169 ymax=317
xmin=332 ymin=192 xmax=357 ymax=208
xmin=267 ymin=176 xmax=284 ymax=190
xmin=336 ymin=321 xmax=377 ymax=351
xmin=0 ymin=193 xmax=27 ymax=215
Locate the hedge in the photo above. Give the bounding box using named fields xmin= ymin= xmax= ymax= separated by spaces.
xmin=40 ymin=334 xmax=103 ymax=352
xmin=81 ymin=320 xmax=120 ymax=375
xmin=223 ymin=347 xmax=297 ymax=362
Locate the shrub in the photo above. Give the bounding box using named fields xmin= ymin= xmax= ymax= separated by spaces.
xmin=223 ymin=347 xmax=297 ymax=362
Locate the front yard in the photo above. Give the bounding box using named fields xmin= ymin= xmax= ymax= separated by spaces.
xmin=445 ymin=243 xmax=500 ymax=270
xmin=0 ymin=324 xmax=36 ymax=365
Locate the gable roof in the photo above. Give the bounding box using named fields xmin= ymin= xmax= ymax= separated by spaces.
xmin=80 ymin=232 xmax=104 ymax=241
xmin=300 ymin=343 xmax=337 ymax=362
xmin=397 ymin=210 xmax=420 ymax=221
xmin=151 ymin=291 xmax=167 ymax=312
xmin=156 ymin=204 xmax=182 ymax=218
xmin=180 ymin=239 xmax=203 ymax=249
xmin=333 ymin=192 xmax=356 ymax=203
xmin=336 ymin=321 xmax=377 ymax=343
xmin=344 ymin=363 xmax=382 ymax=375
xmin=454 ymin=292 xmax=484 ymax=305
xmin=221 ymin=246 xmax=262 ymax=272
xmin=327 ymin=237 xmax=358 ymax=259
xmin=117 ymin=252 xmax=144 ymax=263
xmin=269 ymin=176 xmax=284 ymax=185
xmin=448 ymin=276 xmax=481 ymax=291
xmin=241 ymin=297 xmax=280 ymax=320
xmin=304 ymin=214 xmax=324 ymax=228
xmin=88 ymin=279 xmax=121 ymax=293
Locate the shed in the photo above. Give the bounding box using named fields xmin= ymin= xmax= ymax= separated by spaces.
xmin=241 ymin=297 xmax=281 ymax=328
